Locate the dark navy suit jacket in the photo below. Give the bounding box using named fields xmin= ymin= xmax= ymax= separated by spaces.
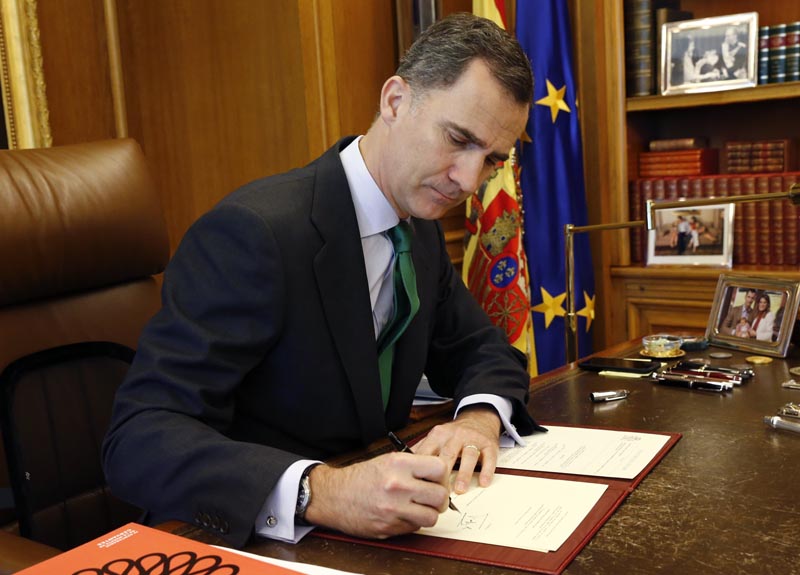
xmin=102 ymin=137 xmax=536 ymax=547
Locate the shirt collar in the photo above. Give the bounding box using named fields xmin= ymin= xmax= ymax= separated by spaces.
xmin=340 ymin=136 xmax=399 ymax=239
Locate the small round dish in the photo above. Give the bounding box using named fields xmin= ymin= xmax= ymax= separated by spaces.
xmin=641 ymin=334 xmax=683 ymax=358
xmin=640 ymin=348 xmax=685 ymax=359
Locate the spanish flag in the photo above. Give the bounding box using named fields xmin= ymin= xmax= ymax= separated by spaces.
xmin=463 ymin=0 xmax=536 ymax=375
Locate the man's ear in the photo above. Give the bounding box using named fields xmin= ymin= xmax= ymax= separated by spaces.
xmin=379 ymin=75 xmax=411 ymax=124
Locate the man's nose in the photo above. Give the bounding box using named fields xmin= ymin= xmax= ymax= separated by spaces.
xmin=450 ymin=153 xmax=491 ymax=195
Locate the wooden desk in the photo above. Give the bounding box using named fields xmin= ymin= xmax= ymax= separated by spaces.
xmin=170 ymin=339 xmax=800 ymax=574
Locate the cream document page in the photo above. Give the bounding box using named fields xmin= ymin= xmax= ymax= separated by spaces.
xmin=498 ymin=425 xmax=671 ymax=479
xmin=418 ymin=474 xmax=607 ymax=553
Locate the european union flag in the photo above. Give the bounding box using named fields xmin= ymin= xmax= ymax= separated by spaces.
xmin=516 ymin=0 xmax=595 ymax=372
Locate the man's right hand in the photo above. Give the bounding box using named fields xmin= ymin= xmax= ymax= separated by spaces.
xmin=302 ymin=452 xmax=450 ymax=539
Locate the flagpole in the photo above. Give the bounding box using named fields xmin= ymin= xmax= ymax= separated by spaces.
xmin=564 ymin=182 xmax=800 ymax=364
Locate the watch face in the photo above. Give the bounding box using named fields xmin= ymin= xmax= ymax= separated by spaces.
xmin=296 ymin=463 xmax=321 ymax=523
xmin=296 ymin=475 xmax=311 ymax=517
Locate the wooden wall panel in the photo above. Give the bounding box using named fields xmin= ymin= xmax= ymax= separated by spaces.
xmin=625 ymin=299 xmax=711 ymax=339
xmin=36 ymin=0 xmax=116 ymax=144
xmin=114 ymin=0 xmax=396 ymax=252
xmin=115 ymin=0 xmax=312 ymax=251
xmin=572 ymin=0 xmax=628 ymax=351
xmin=329 ymin=1 xmax=397 ymax=136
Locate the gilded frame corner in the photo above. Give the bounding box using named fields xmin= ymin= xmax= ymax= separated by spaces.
xmin=0 ymin=0 xmax=51 ymax=149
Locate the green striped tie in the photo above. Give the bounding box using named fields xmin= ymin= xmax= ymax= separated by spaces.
xmin=377 ymin=222 xmax=420 ymax=409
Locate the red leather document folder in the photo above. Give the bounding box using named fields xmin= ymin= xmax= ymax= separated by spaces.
xmin=315 ymin=424 xmax=681 ymax=575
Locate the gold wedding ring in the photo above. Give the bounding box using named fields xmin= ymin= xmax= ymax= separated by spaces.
xmin=464 ymin=444 xmax=480 ymax=452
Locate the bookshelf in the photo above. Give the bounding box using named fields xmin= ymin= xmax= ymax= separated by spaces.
xmin=572 ymin=0 xmax=800 ymax=350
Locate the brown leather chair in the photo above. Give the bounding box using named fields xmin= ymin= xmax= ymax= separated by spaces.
xmin=0 ymin=139 xmax=169 ymax=555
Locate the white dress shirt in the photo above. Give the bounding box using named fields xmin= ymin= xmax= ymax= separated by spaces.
xmin=255 ymin=137 xmax=521 ymax=543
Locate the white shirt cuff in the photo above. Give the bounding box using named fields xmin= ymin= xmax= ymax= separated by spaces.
xmin=254 ymin=459 xmax=321 ymax=543
xmin=456 ymin=394 xmax=526 ymax=447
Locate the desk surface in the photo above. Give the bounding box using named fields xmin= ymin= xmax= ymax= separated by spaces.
xmin=171 ymin=339 xmax=800 ymax=575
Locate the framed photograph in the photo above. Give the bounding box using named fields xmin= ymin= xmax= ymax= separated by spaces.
xmin=661 ymin=12 xmax=758 ymax=95
xmin=706 ymin=274 xmax=800 ymax=357
xmin=646 ymin=203 xmax=734 ymax=266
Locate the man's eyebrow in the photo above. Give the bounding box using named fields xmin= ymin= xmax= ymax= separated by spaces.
xmin=445 ymin=122 xmax=510 ymax=163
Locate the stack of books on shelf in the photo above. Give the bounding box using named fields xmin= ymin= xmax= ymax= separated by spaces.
xmin=624 ymin=0 xmax=692 ymax=96
xmin=724 ymin=139 xmax=796 ymax=174
xmin=629 ymin=138 xmax=800 ymax=267
xmin=648 ymin=137 xmax=707 ymax=152
xmin=638 ymin=148 xmax=718 ymax=177
xmin=759 ymin=21 xmax=800 ymax=84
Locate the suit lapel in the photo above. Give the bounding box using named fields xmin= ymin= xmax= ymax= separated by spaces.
xmin=310 ymin=139 xmax=387 ymax=442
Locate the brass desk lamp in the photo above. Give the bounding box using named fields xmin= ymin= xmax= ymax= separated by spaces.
xmin=564 ymin=182 xmax=800 ymax=364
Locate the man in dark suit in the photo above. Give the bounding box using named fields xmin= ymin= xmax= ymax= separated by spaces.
xmin=103 ymin=13 xmax=539 ymax=548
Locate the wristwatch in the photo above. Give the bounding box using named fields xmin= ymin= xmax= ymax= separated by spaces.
xmin=295 ymin=463 xmax=321 ymax=525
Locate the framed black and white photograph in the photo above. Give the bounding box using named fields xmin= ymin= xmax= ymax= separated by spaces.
xmin=706 ymin=274 xmax=800 ymax=357
xmin=661 ymin=12 xmax=758 ymax=95
xmin=646 ymin=203 xmax=734 ymax=266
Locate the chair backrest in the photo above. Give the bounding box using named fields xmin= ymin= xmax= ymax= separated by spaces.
xmin=0 ymin=139 xmax=169 ymax=550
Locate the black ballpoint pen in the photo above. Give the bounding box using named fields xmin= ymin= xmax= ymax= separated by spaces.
xmin=653 ymin=373 xmax=731 ymax=392
xmin=387 ymin=431 xmax=460 ymax=512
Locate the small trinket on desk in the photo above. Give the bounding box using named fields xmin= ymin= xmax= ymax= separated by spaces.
xmin=778 ymin=402 xmax=800 ymax=417
xmin=781 ymin=380 xmax=800 ymax=391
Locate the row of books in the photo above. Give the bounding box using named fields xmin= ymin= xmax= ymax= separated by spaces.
xmin=724 ymin=139 xmax=796 ymax=174
xmin=758 ymin=22 xmax=800 ymax=84
xmin=643 ymin=138 xmax=796 ymax=175
xmin=629 ymin=172 xmax=800 ymax=266
xmin=637 ymin=148 xmax=718 ymax=177
xmin=624 ymin=0 xmax=691 ymax=97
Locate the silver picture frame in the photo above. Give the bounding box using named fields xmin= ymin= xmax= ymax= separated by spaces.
xmin=661 ymin=12 xmax=758 ymax=96
xmin=646 ymin=203 xmax=734 ymax=267
xmin=706 ymin=274 xmax=800 ymax=358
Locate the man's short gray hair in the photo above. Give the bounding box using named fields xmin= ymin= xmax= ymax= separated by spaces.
xmin=396 ymin=12 xmax=533 ymax=106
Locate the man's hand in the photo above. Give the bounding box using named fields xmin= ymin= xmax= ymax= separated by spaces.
xmin=411 ymin=405 xmax=502 ymax=494
xmin=303 ymin=452 xmax=450 ymax=539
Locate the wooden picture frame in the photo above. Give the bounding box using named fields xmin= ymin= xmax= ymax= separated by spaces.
xmin=661 ymin=12 xmax=758 ymax=95
xmin=706 ymin=274 xmax=800 ymax=357
xmin=646 ymin=203 xmax=733 ymax=267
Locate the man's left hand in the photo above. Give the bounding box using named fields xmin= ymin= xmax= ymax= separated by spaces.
xmin=411 ymin=405 xmax=501 ymax=495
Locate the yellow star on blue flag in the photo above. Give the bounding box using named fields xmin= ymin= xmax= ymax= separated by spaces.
xmin=576 ymin=291 xmax=595 ymax=332
xmin=535 ymin=79 xmax=571 ymax=123
xmin=531 ymin=287 xmax=566 ymax=328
